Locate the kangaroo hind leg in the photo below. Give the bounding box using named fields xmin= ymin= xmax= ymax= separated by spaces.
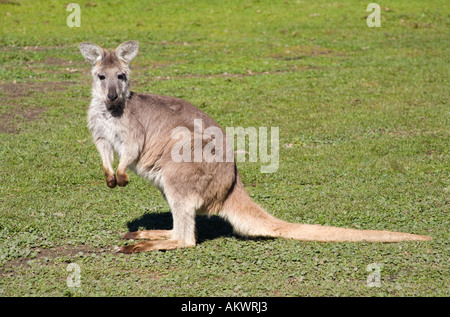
xmin=118 ymin=198 xmax=198 ymax=253
xmin=122 ymin=230 xmax=172 ymax=240
xmin=118 ymin=240 xmax=179 ymax=253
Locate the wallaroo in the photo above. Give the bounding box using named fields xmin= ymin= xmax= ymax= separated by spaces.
xmin=79 ymin=41 xmax=432 ymax=253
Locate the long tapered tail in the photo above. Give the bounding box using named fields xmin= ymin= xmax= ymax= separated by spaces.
xmin=219 ymin=181 xmax=432 ymax=242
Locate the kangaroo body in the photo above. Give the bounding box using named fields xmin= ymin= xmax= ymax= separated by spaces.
xmin=80 ymin=41 xmax=431 ymax=253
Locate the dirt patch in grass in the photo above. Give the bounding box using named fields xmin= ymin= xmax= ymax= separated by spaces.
xmin=44 ymin=57 xmax=70 ymax=66
xmin=270 ymin=45 xmax=346 ymax=60
xmin=0 ymin=81 xmax=73 ymax=134
xmin=0 ymin=81 xmax=72 ymax=99
xmin=0 ymin=106 xmax=46 ymax=134
xmin=0 ymin=244 xmax=111 ymax=276
xmin=149 ymin=65 xmax=321 ymax=82
xmin=0 ymin=0 xmax=21 ymax=5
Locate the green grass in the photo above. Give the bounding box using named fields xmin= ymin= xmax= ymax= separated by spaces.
xmin=0 ymin=0 xmax=448 ymax=297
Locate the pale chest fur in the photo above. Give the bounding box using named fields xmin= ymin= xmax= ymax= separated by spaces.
xmin=88 ymin=100 xmax=129 ymax=159
xmin=87 ymin=98 xmax=165 ymax=191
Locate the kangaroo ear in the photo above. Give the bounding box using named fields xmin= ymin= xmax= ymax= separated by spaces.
xmin=79 ymin=42 xmax=104 ymax=65
xmin=116 ymin=41 xmax=139 ymax=64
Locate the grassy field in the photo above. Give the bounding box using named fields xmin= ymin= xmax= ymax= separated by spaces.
xmin=0 ymin=0 xmax=448 ymax=297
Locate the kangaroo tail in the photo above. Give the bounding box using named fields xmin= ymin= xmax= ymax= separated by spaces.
xmin=219 ymin=181 xmax=432 ymax=242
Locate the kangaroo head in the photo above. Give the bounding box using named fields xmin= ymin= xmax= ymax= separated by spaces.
xmin=79 ymin=41 xmax=139 ymax=111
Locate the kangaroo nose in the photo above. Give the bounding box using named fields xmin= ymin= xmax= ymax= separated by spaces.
xmin=107 ymin=92 xmax=118 ymax=101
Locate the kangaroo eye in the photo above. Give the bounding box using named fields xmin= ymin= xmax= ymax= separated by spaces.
xmin=98 ymin=75 xmax=105 ymax=80
xmin=118 ymin=74 xmax=126 ymax=80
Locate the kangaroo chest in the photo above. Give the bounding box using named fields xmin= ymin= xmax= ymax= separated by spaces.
xmin=88 ymin=107 xmax=129 ymax=158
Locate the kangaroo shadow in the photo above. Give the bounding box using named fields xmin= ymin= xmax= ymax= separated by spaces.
xmin=126 ymin=211 xmax=237 ymax=244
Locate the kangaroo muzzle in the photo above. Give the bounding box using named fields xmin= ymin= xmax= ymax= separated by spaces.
xmin=107 ymin=88 xmax=118 ymax=102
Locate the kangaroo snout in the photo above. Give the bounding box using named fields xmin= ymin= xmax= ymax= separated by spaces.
xmin=107 ymin=89 xmax=118 ymax=102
